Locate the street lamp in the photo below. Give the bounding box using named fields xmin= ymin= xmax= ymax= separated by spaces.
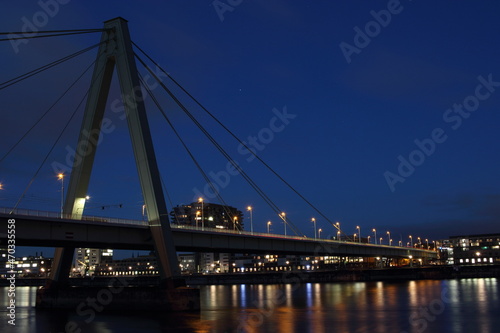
xmin=425 ymin=238 xmax=429 ymax=249
xmin=312 ymin=218 xmax=317 ymax=239
xmin=57 ymin=173 xmax=64 ymax=218
xmin=233 ymin=216 xmax=238 ymax=231
xmin=390 ymin=239 xmax=393 ymax=246
xmin=280 ymin=212 xmax=287 ymax=236
xmin=196 ymin=211 xmax=200 ymax=228
xmin=247 ymin=206 xmax=253 ymax=234
xmin=379 ymin=237 xmax=383 ymax=245
xmin=367 ymin=235 xmax=371 ymax=244
xmin=354 ymin=233 xmax=357 ymax=242
xmin=373 ymin=229 xmax=377 ymax=244
xmin=267 ymin=221 xmax=271 ymax=234
xmin=409 ymin=235 xmax=413 ymax=247
xmin=417 ymin=237 xmax=421 ymax=247
xmin=198 ymin=197 xmax=204 ymax=230
xmin=318 ymin=228 xmax=322 ymax=239
xmin=356 ymin=226 xmax=361 ymax=243
xmin=387 ymin=231 xmax=391 ymax=245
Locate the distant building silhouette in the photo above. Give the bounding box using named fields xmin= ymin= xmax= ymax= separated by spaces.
xmin=170 ymin=202 xmax=244 ymax=230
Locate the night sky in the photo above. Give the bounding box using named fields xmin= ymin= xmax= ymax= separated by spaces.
xmin=1 ymin=1 xmax=500 ymax=258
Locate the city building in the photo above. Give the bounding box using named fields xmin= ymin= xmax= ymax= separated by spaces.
xmin=94 ymin=252 xmax=201 ymax=276
xmin=1 ymin=254 xmax=52 ymax=278
xmin=74 ymin=248 xmax=113 ymax=276
xmin=170 ymin=202 xmax=244 ymax=230
xmin=179 ymin=253 xmax=197 ymax=274
xmin=450 ymin=233 xmax=500 ymax=265
xmin=94 ymin=253 xmax=158 ymax=276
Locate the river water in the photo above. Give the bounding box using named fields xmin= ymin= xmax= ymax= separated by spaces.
xmin=0 ymin=278 xmax=499 ymax=332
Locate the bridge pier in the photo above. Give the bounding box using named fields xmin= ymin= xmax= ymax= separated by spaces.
xmin=38 ymin=16 xmax=200 ymax=311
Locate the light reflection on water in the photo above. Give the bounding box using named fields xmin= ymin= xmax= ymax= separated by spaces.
xmin=0 ymin=278 xmax=499 ymax=332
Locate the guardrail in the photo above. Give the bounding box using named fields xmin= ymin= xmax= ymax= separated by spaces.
xmin=0 ymin=207 xmax=148 ymax=226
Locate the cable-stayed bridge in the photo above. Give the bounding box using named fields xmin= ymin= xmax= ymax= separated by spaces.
xmin=0 ymin=18 xmax=436 ymax=311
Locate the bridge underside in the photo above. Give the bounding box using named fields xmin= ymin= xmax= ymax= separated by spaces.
xmin=1 ymin=214 xmax=437 ymax=259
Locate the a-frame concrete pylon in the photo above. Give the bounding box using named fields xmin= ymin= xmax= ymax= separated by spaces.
xmin=49 ymin=17 xmax=182 ymax=287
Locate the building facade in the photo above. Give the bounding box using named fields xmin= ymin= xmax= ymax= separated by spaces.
xmin=74 ymin=248 xmax=113 ymax=276
xmin=170 ymin=202 xmax=244 ymax=230
xmin=1 ymin=254 xmax=52 ymax=278
xmin=450 ymin=233 xmax=500 ymax=265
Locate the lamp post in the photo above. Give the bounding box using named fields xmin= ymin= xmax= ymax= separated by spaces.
xmin=57 ymin=173 xmax=64 ymax=218
xmin=280 ymin=212 xmax=287 ymax=236
xmin=373 ymin=229 xmax=377 ymax=244
xmin=233 ymin=216 xmax=238 ymax=231
xmin=354 ymin=233 xmax=357 ymax=242
xmin=390 ymin=239 xmax=393 ymax=246
xmin=367 ymin=235 xmax=371 ymax=244
xmin=387 ymin=231 xmax=391 ymax=245
xmin=379 ymin=237 xmax=383 ymax=245
xmin=398 ymin=240 xmax=402 ymax=247
xmin=356 ymin=226 xmax=361 ymax=243
xmin=247 ymin=206 xmax=253 ymax=234
xmin=198 ymin=197 xmax=204 ymax=230
xmin=425 ymin=238 xmax=429 ymax=249
xmin=267 ymin=221 xmax=271 ymax=234
xmin=196 ymin=211 xmax=200 ymax=228
xmin=417 ymin=237 xmax=421 ymax=248
xmin=312 ymin=218 xmax=317 ymax=239
xmin=318 ymin=228 xmax=322 ymax=239
xmin=409 ymin=235 xmax=413 ymax=247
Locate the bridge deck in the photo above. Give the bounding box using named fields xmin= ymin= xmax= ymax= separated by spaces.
xmin=0 ymin=211 xmax=436 ymax=259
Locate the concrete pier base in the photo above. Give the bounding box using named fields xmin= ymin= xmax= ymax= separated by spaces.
xmin=36 ymin=286 xmax=200 ymax=312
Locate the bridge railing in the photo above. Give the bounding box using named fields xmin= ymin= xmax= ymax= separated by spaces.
xmin=0 ymin=207 xmax=149 ymax=226
xmin=1 ymin=207 xmax=435 ymax=253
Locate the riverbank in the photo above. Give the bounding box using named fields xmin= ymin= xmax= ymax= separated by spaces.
xmin=186 ymin=265 xmax=500 ymax=285
xmin=2 ymin=265 xmax=499 ymax=287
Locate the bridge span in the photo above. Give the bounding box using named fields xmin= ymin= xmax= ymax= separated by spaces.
xmin=1 ymin=210 xmax=436 ymax=260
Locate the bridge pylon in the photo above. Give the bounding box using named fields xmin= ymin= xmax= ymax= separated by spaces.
xmin=38 ymin=17 xmax=198 ymax=311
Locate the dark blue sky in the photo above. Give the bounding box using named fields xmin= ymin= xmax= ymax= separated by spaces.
xmin=1 ymin=1 xmax=500 ymax=257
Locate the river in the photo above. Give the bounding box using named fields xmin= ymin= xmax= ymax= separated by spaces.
xmin=1 ymin=278 xmax=499 ymax=332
